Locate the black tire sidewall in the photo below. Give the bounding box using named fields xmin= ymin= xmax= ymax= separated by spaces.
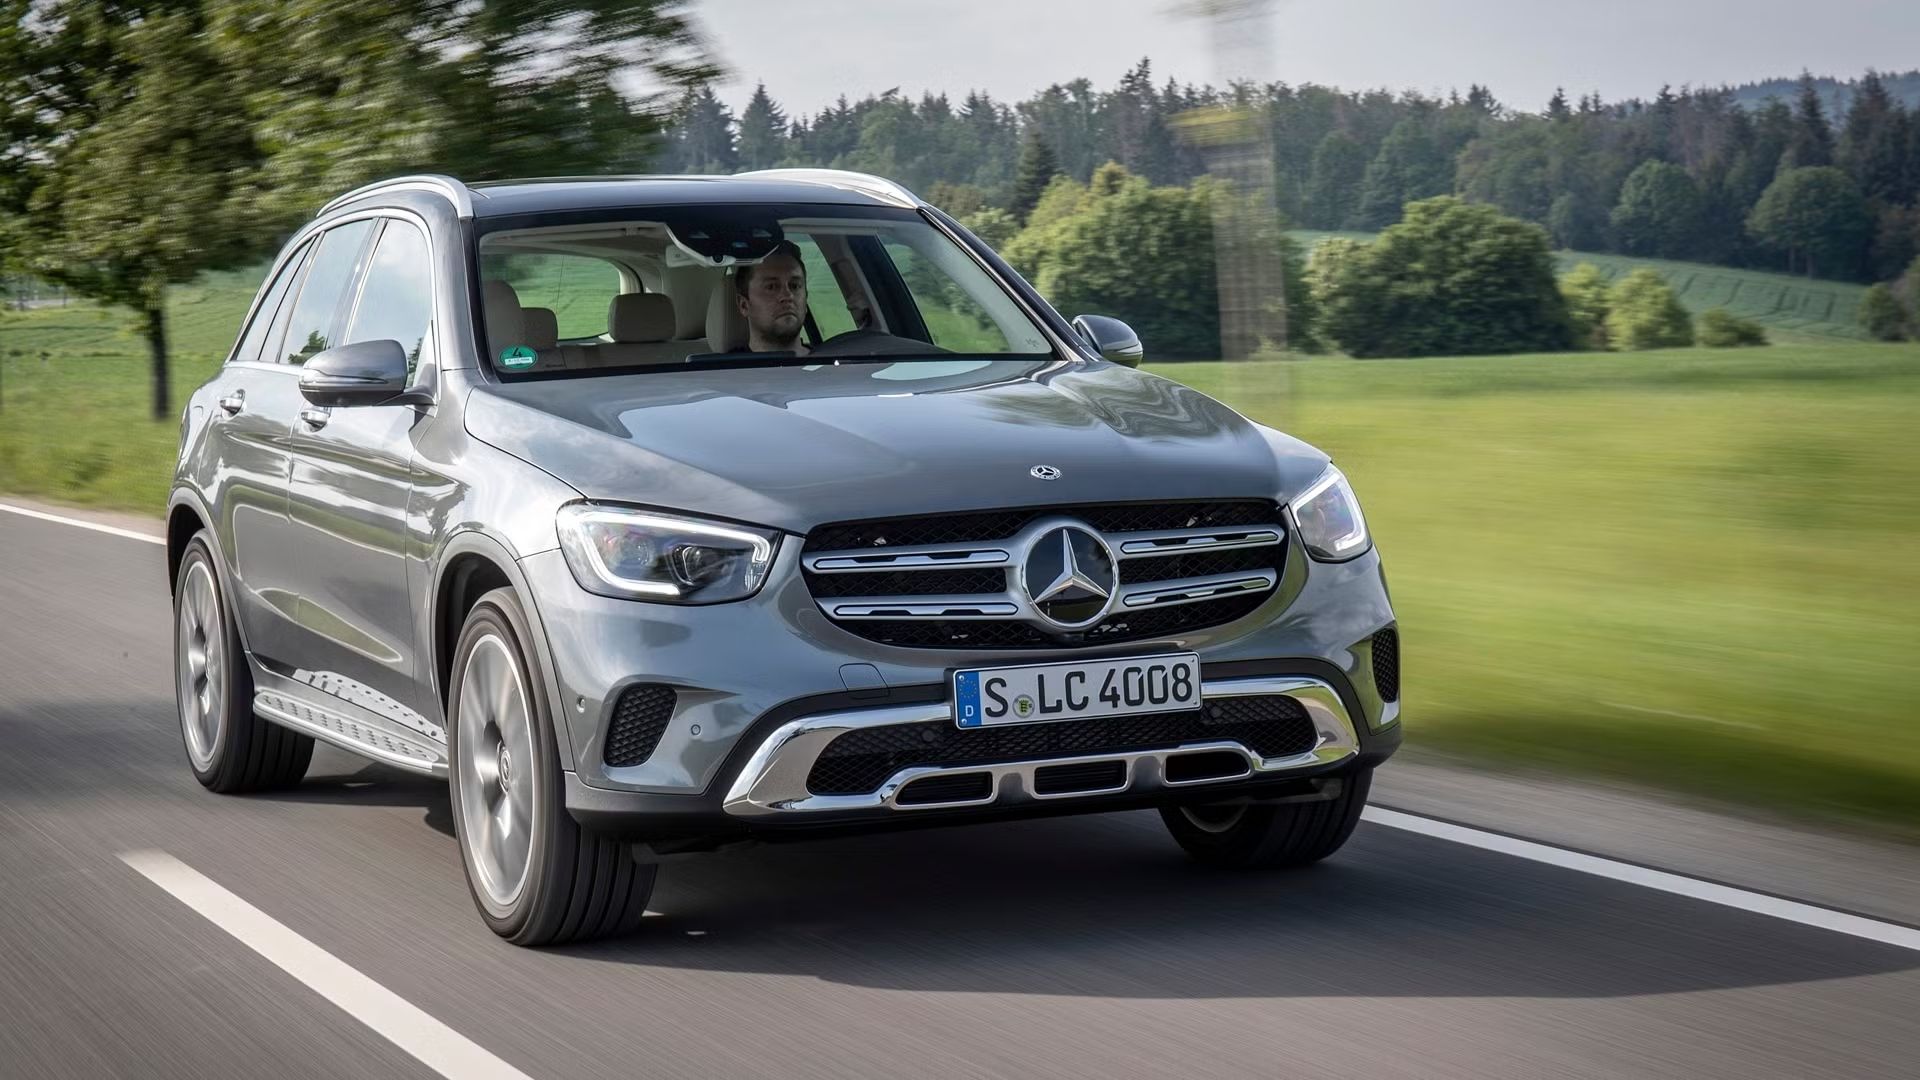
xmin=446 ymin=587 xmax=573 ymax=941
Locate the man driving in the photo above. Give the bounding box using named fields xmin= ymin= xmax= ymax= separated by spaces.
xmin=734 ymin=240 xmax=810 ymax=354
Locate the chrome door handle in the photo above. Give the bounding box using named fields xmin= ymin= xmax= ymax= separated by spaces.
xmin=218 ymin=391 xmax=245 ymax=414
xmin=299 ymin=407 xmax=330 ymax=429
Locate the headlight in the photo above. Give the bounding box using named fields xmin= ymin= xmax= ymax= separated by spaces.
xmin=1292 ymin=466 xmax=1370 ymax=561
xmin=556 ymin=504 xmax=780 ymax=603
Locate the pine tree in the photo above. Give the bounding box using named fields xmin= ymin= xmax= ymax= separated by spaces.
xmin=1547 ymin=88 xmax=1571 ymax=122
xmin=1836 ymin=71 xmax=1909 ymax=204
xmin=736 ymin=83 xmax=788 ymax=171
xmin=1783 ymin=73 xmax=1834 ymax=169
xmin=1011 ymin=131 xmax=1063 ymax=223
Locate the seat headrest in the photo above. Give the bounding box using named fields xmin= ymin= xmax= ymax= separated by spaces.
xmin=609 ymin=293 xmax=676 ymax=344
xmin=664 ymin=265 xmax=718 ymax=340
xmin=481 ymin=280 xmax=524 ymax=360
xmin=521 ymin=306 xmax=558 ymax=349
xmin=706 ymin=278 xmax=748 ymax=353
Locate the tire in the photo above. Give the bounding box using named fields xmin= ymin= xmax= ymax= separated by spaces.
xmin=1159 ymin=767 xmax=1373 ymax=869
xmin=173 ymin=533 xmax=314 ymax=793
xmin=447 ymin=587 xmax=655 ymax=945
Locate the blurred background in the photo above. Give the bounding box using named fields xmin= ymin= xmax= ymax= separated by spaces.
xmin=3 ymin=0 xmax=1917 ymax=837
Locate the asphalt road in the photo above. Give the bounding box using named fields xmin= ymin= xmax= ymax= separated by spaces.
xmin=3 ymin=506 xmax=1918 ymax=1079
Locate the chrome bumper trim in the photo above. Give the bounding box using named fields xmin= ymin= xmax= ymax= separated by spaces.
xmin=721 ymin=675 xmax=1358 ymax=818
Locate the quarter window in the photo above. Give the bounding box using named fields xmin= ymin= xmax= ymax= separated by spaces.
xmin=276 ymin=219 xmax=376 ymax=365
xmin=231 ymin=240 xmax=312 ymax=365
xmin=345 ymin=220 xmax=434 ymax=380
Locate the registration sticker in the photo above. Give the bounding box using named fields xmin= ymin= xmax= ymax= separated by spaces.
xmin=499 ymin=345 xmax=537 ymax=368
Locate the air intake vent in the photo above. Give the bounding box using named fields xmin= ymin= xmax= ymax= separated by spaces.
xmin=897 ymin=772 xmax=993 ymax=806
xmin=1371 ymin=628 xmax=1400 ymax=703
xmin=1032 ymin=759 xmax=1128 ymax=796
xmin=604 ymin=684 xmax=675 ymax=768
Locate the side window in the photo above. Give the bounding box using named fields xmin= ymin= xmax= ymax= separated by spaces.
xmin=344 ymin=220 xmax=433 ymax=381
xmin=276 ymin=219 xmax=376 ymax=365
xmin=230 ymin=240 xmax=312 ymax=365
xmin=478 ymin=253 xmax=620 ymax=340
xmin=788 ymin=235 xmax=859 ymax=340
xmin=879 ymin=237 xmax=1012 ymax=353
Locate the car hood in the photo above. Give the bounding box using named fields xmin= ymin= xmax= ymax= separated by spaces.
xmin=463 ymin=359 xmax=1330 ymax=534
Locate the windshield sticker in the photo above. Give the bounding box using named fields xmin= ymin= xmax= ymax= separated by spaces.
xmin=499 ymin=345 xmax=537 ymax=369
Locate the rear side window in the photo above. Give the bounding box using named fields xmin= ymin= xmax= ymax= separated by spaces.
xmin=479 ymin=253 xmax=620 ymax=340
xmin=230 ymin=240 xmax=312 ymax=365
xmin=276 ymin=219 xmax=376 ymax=365
xmin=344 ymin=220 xmax=434 ymax=380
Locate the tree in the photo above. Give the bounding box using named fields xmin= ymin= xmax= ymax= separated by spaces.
xmin=1782 ymin=73 xmax=1835 ymax=169
xmin=1604 ymin=269 xmax=1694 ymax=349
xmin=1610 ymin=161 xmax=1706 ymax=258
xmin=1559 ymin=263 xmax=1612 ymax=349
xmin=1746 ymin=166 xmax=1873 ymax=279
xmin=1547 ymin=88 xmax=1571 ymax=122
xmin=1010 ymin=131 xmax=1063 ymax=224
xmin=1836 ymin=71 xmax=1910 ymax=204
xmin=1354 ymin=115 xmax=1452 ymax=228
xmin=667 ymin=85 xmax=739 ymax=173
xmin=736 ymin=83 xmax=788 ymax=171
xmin=1302 ymin=131 xmax=1368 ymax=229
xmin=1697 ymin=308 xmax=1767 ymax=346
xmin=1859 ymin=284 xmax=1909 ymax=341
xmin=1312 ymin=196 xmax=1573 ymax=358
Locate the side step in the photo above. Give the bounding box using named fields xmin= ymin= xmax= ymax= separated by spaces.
xmin=254 ymin=690 xmax=447 ymax=777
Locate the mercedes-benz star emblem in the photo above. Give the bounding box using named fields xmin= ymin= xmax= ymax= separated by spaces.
xmin=1030 ymin=465 xmax=1062 ymax=481
xmin=1022 ymin=525 xmax=1116 ymax=629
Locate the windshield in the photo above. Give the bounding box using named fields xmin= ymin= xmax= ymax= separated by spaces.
xmin=476 ymin=204 xmax=1054 ymax=376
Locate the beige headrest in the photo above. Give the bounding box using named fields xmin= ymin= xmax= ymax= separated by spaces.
xmin=609 ymin=293 xmax=676 ymax=344
xmin=706 ymin=278 xmax=748 ymax=353
xmin=481 ymin=280 xmax=524 ymax=360
xmin=521 ymin=306 xmax=558 ymax=349
xmin=664 ymin=265 xmax=718 ymax=339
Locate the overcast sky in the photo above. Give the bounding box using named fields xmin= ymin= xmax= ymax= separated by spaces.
xmin=690 ymin=0 xmax=1920 ymax=117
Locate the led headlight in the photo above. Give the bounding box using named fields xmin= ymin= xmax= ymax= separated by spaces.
xmin=1292 ymin=466 xmax=1371 ymax=561
xmin=556 ymin=504 xmax=779 ymax=603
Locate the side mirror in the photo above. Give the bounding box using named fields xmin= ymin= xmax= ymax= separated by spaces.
xmin=298 ymin=340 xmax=417 ymax=407
xmin=1072 ymin=315 xmax=1143 ymax=367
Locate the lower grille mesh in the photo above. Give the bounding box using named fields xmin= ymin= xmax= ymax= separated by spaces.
xmin=1371 ymin=628 xmax=1400 ymax=703
xmin=805 ymin=694 xmax=1317 ymax=796
xmin=604 ymin=684 xmax=675 ymax=768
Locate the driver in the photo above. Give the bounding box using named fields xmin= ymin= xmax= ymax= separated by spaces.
xmin=734 ymin=240 xmax=810 ymax=354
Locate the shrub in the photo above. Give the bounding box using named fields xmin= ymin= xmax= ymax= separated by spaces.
xmin=1604 ymin=269 xmax=1694 ymax=350
xmin=1312 ymin=196 xmax=1573 ymax=358
xmin=1558 ymin=263 xmax=1612 ymax=350
xmin=1859 ymin=283 xmax=1908 ymax=341
xmin=1697 ymin=308 xmax=1768 ymax=347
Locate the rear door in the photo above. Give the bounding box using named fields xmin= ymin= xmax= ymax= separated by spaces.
xmin=281 ymin=215 xmax=437 ymax=727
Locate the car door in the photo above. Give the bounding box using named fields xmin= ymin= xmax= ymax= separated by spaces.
xmin=281 ymin=215 xmax=437 ymax=731
xmin=203 ymin=239 xmax=313 ymax=664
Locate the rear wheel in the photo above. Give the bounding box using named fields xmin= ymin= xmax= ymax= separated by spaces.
xmin=447 ymin=587 xmax=655 ymax=945
xmin=1159 ymin=767 xmax=1372 ymax=869
xmin=173 ymin=534 xmax=313 ymax=792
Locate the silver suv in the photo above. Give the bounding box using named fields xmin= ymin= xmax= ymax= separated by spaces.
xmin=168 ymin=170 xmax=1402 ymax=945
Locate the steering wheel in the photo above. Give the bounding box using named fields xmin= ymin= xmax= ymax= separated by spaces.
xmin=807 ymin=329 xmax=950 ymax=359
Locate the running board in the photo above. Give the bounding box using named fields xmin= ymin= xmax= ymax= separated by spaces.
xmin=253 ymin=690 xmax=447 ymax=778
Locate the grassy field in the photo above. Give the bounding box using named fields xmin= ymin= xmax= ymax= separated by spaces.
xmin=1292 ymin=230 xmax=1872 ymax=342
xmin=5 ymin=274 xmax=1920 ymax=833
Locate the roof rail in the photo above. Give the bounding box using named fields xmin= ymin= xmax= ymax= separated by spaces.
xmin=316 ymin=174 xmax=477 ymax=219
xmin=733 ymin=169 xmax=922 ymax=209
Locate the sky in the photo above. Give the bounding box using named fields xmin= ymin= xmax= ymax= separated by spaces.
xmin=689 ymin=0 xmax=1920 ymax=117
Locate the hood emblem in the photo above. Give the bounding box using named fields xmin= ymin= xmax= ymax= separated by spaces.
xmin=1030 ymin=465 xmax=1062 ymax=481
xmin=1022 ymin=525 xmax=1116 ymax=629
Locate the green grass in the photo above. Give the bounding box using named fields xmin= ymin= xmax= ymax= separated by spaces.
xmin=6 ymin=269 xmax=1920 ymax=834
xmin=1156 ymin=345 xmax=1920 ymax=834
xmin=1291 ymin=230 xmax=1873 ymax=343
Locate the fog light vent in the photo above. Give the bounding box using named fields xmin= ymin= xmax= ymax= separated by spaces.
xmin=1371 ymin=628 xmax=1400 ymax=703
xmin=604 ymin=684 xmax=675 ymax=768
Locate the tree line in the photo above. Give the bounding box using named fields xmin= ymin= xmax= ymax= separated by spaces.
xmin=658 ymin=62 xmax=1920 ymax=285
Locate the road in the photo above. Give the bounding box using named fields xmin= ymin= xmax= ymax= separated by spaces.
xmin=2 ymin=504 xmax=1918 ymax=1079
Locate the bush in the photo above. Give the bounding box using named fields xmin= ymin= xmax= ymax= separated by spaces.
xmin=1604 ymin=269 xmax=1694 ymax=349
xmin=1311 ymin=195 xmax=1573 ymax=358
xmin=1697 ymin=308 xmax=1768 ymax=347
xmin=1558 ymin=263 xmax=1612 ymax=350
xmin=1859 ymin=283 xmax=1909 ymax=341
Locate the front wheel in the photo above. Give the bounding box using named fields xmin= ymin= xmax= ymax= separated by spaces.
xmin=1159 ymin=767 xmax=1372 ymax=869
xmin=447 ymin=587 xmax=655 ymax=945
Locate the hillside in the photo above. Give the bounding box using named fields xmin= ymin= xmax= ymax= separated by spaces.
xmin=1292 ymin=231 xmax=1871 ymax=342
xmin=1727 ymin=69 xmax=1920 ymax=112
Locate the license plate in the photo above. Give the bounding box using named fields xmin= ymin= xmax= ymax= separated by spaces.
xmin=952 ymin=653 xmax=1201 ymax=728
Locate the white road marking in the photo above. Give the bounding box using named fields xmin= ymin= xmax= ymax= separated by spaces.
xmin=0 ymin=501 xmax=164 ymax=545
xmin=118 ymin=850 xmax=532 ymax=1080
xmin=1366 ymin=807 xmax=1920 ymax=954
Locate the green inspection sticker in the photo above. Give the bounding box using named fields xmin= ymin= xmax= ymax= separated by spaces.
xmin=499 ymin=345 xmax=537 ymax=368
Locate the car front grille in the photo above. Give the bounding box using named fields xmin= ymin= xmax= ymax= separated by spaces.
xmin=805 ymin=694 xmax=1318 ymax=796
xmin=800 ymin=501 xmax=1287 ymax=649
xmin=603 ymin=684 xmax=675 ymax=768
